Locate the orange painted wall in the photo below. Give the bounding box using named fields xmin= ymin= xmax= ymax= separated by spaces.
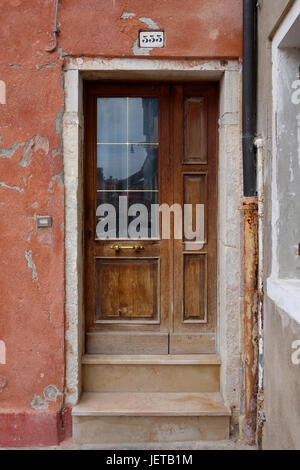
xmin=0 ymin=0 xmax=242 ymax=446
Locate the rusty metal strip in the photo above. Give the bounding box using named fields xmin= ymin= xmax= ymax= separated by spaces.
xmin=239 ymin=196 xmax=259 ymax=445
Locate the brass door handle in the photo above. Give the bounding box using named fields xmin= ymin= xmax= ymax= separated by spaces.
xmin=111 ymin=245 xmax=144 ymax=252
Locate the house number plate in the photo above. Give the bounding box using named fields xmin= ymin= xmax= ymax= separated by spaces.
xmin=139 ymin=30 xmax=165 ymax=48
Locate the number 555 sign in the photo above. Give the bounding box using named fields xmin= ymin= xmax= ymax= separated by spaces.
xmin=139 ymin=30 xmax=165 ymax=48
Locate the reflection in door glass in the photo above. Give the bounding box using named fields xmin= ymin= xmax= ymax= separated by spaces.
xmin=128 ymin=98 xmax=158 ymax=143
xmin=96 ymin=97 xmax=159 ymax=239
xmin=128 ymin=144 xmax=158 ymax=191
xmin=97 ymin=98 xmax=127 ymax=143
xmin=97 ymin=145 xmax=127 ymax=191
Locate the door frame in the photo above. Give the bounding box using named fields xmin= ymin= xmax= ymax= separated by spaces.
xmin=62 ymin=58 xmax=243 ymax=429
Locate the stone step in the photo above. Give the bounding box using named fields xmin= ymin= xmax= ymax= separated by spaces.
xmin=72 ymin=392 xmax=231 ymax=444
xmin=82 ymin=354 xmax=221 ymax=393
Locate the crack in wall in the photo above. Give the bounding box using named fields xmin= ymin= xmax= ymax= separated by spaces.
xmin=0 ymin=341 xmax=6 ymax=364
xmin=120 ymin=12 xmax=135 ymax=19
xmin=20 ymin=135 xmax=49 ymax=167
xmin=139 ymin=17 xmax=159 ymax=30
xmin=51 ymin=108 xmax=64 ymax=157
xmin=25 ymin=249 xmax=38 ymax=281
xmin=0 ymin=181 xmax=24 ymax=193
xmin=0 ymin=375 xmax=7 ymax=392
xmin=0 ymin=142 xmax=23 ymax=158
xmin=52 ymin=171 xmax=64 ymax=186
xmin=35 ymin=62 xmax=58 ymax=71
xmin=0 ymin=80 xmax=5 ymax=104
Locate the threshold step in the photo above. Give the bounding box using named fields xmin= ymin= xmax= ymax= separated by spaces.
xmin=73 ymin=392 xmax=230 ymax=417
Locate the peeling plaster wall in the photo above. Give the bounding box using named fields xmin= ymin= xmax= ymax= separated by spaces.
xmin=0 ymin=0 xmax=242 ymax=447
xmin=257 ymin=0 xmax=300 ymax=450
xmin=0 ymin=0 xmax=66 ymax=447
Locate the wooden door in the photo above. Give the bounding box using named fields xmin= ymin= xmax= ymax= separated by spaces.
xmin=171 ymin=85 xmax=218 ymax=354
xmin=84 ymin=83 xmax=217 ymax=355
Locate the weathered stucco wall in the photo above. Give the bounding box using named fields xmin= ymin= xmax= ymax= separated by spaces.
xmin=263 ymin=298 xmax=300 ymax=449
xmin=0 ymin=0 xmax=242 ymax=446
xmin=0 ymin=1 xmax=66 ymax=448
xmin=56 ymin=0 xmax=243 ymax=59
xmin=257 ymin=0 xmax=300 ymax=450
xmin=276 ymin=47 xmax=300 ymax=279
xmin=257 ymin=0 xmax=294 ymax=276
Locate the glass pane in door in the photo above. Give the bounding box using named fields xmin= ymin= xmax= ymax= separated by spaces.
xmin=96 ymin=97 xmax=159 ymax=239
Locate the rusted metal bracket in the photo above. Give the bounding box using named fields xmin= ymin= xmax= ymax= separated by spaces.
xmin=45 ymin=0 xmax=60 ymax=53
xmin=238 ymin=199 xmax=258 ymax=212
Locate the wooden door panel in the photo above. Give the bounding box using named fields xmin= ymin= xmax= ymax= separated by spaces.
xmin=96 ymin=259 xmax=159 ymax=321
xmin=86 ymin=332 xmax=169 ymax=355
xmin=183 ymin=254 xmax=207 ymax=322
xmin=172 ymin=85 xmax=218 ymax=353
xmin=184 ymin=96 xmax=208 ymax=164
xmin=183 ymin=173 xmax=207 ymax=243
xmin=169 ymin=333 xmax=216 ymax=355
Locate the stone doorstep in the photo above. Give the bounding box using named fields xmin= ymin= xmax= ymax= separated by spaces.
xmin=72 ymin=392 xmax=231 ymax=444
xmin=72 ymin=392 xmax=230 ymax=417
xmin=81 ymin=354 xmax=222 ymax=394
